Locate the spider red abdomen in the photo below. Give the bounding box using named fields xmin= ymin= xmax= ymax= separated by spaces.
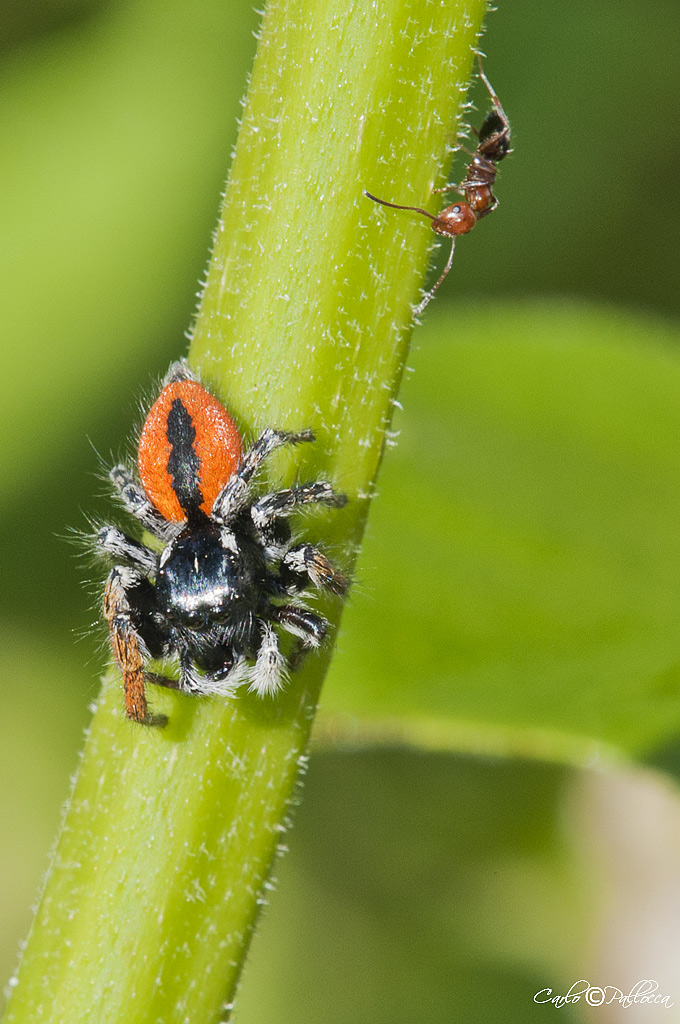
xmin=138 ymin=380 xmax=243 ymax=522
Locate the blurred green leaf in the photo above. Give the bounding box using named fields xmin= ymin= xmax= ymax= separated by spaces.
xmin=0 ymin=0 xmax=257 ymax=504
xmin=321 ymin=301 xmax=680 ymax=766
xmin=0 ymin=0 xmax=103 ymax=54
xmin=235 ymin=751 xmax=591 ymax=1024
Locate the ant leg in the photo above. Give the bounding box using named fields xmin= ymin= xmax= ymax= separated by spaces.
xmin=109 ymin=465 xmax=176 ymax=539
xmin=432 ymin=148 xmax=478 ymax=195
xmin=477 ymin=54 xmax=509 ymax=123
xmin=96 ymin=525 xmax=157 ymax=574
xmin=103 ymin=567 xmax=151 ymax=723
xmin=431 ymin=182 xmax=466 ymax=195
xmin=280 ymin=543 xmax=349 ymax=596
xmin=476 ymin=195 xmax=500 ymax=220
xmin=212 ymin=428 xmax=315 ymax=523
xmin=414 ymin=237 xmax=457 ymax=316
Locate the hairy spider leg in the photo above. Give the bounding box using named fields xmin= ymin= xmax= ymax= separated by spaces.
xmin=109 ymin=465 xmax=178 ymax=539
xmin=103 ymin=567 xmax=151 ymax=723
xmin=212 ymin=428 xmax=316 ymax=523
xmin=280 ymin=543 xmax=349 ymax=596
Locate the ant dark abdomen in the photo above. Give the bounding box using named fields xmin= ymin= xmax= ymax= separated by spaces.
xmin=478 ymin=108 xmax=512 ymax=163
xmin=365 ymin=56 xmax=511 ymax=315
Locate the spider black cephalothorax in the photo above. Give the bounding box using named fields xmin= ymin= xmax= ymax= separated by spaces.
xmin=95 ymin=360 xmax=348 ymax=723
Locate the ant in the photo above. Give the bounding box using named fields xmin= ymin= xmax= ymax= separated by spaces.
xmin=365 ymin=56 xmax=511 ymax=315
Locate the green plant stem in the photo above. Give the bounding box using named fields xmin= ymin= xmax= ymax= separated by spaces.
xmin=3 ymin=1 xmax=486 ymax=1021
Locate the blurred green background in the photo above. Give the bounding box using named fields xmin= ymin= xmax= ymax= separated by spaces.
xmin=3 ymin=0 xmax=680 ymax=1019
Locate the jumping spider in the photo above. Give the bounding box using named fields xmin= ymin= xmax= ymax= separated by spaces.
xmin=95 ymin=360 xmax=348 ymax=723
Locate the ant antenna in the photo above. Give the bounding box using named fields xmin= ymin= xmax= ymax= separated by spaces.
xmin=363 ymin=192 xmax=435 ymax=223
xmin=363 ymin=191 xmax=454 ymax=315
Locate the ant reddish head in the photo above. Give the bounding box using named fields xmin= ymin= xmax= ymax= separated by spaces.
xmin=365 ymin=55 xmax=511 ymax=315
